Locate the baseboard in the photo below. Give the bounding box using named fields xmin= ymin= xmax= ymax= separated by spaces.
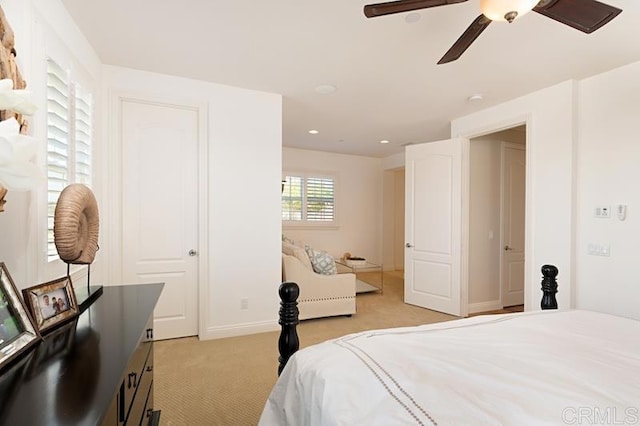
xmin=468 ymin=300 xmax=503 ymax=314
xmin=200 ymin=320 xmax=280 ymax=340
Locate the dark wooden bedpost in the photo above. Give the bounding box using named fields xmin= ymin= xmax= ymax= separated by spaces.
xmin=278 ymin=281 xmax=300 ymax=376
xmin=540 ymin=264 xmax=558 ymax=310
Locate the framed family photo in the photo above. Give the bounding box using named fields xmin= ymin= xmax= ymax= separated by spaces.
xmin=0 ymin=262 xmax=40 ymax=371
xmin=22 ymin=276 xmax=78 ymax=333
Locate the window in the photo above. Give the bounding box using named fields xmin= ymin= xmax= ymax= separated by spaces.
xmin=282 ymin=174 xmax=336 ymax=225
xmin=46 ymin=58 xmax=93 ymax=259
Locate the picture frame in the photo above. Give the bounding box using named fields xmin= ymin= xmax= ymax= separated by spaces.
xmin=0 ymin=262 xmax=40 ymax=371
xmin=22 ymin=276 xmax=78 ymax=333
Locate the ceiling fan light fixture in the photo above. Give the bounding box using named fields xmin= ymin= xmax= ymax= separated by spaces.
xmin=480 ymin=0 xmax=539 ymax=22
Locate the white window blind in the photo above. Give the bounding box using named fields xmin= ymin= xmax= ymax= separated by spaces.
xmin=46 ymin=58 xmax=93 ymax=259
xmin=305 ymin=177 xmax=334 ymax=221
xmin=282 ymin=174 xmax=335 ymax=223
xmin=47 ymin=59 xmax=70 ymax=258
xmin=74 ymin=84 xmax=92 ymax=185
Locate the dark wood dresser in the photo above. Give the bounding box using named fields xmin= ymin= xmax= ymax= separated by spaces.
xmin=0 ymin=283 xmax=164 ymax=426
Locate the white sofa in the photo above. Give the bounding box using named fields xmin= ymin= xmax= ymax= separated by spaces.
xmin=281 ymin=251 xmax=356 ymax=320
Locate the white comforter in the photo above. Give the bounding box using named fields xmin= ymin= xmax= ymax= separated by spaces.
xmin=259 ymin=310 xmax=640 ymax=425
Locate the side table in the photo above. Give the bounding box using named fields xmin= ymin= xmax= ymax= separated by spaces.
xmin=335 ymin=259 xmax=384 ymax=294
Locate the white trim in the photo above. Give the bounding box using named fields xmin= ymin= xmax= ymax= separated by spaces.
xmin=201 ymin=320 xmax=280 ymax=340
xmin=282 ymin=224 xmax=340 ymax=230
xmin=468 ymin=300 xmax=503 ymax=314
xmin=460 ymin=138 xmax=470 ymax=317
xmin=452 ymin=113 xmax=532 ymax=314
xmin=196 ymin=103 xmax=210 ymax=341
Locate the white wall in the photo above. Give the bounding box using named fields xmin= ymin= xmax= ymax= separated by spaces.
xmin=382 ymin=168 xmax=405 ymax=271
xmin=102 ymin=66 xmax=282 ymax=339
xmin=3 ymin=0 xmax=283 ymax=340
xmin=382 ymin=170 xmax=395 ymax=270
xmin=393 ymin=169 xmax=405 ymax=270
xmin=283 ymin=147 xmax=383 ymax=264
xmin=452 ymin=81 xmax=577 ymax=312
xmin=382 ymin=153 xmax=406 ymax=271
xmin=468 ymin=137 xmax=502 ymax=307
xmin=575 ymin=61 xmax=640 ymax=320
xmin=0 ymin=0 xmax=103 ymax=288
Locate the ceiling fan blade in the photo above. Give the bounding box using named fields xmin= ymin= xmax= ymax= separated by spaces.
xmin=533 ymin=0 xmax=622 ymax=34
xmin=438 ymin=15 xmax=491 ymax=64
xmin=364 ymin=0 xmax=467 ymax=18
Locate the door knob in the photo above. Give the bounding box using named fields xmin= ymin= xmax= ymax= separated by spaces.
xmin=504 ymin=245 xmax=513 ymax=251
xmin=189 ymin=249 xmax=198 ymax=256
xmin=406 ymin=243 xmax=413 ymax=248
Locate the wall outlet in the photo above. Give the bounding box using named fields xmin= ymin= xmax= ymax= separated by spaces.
xmin=240 ymin=298 xmax=249 ymax=310
xmin=587 ymin=243 xmax=610 ymax=257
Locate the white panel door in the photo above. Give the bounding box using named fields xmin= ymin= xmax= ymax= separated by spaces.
xmin=501 ymin=143 xmax=526 ymax=307
xmin=121 ymin=99 xmax=199 ymax=340
xmin=405 ymin=139 xmax=465 ymax=316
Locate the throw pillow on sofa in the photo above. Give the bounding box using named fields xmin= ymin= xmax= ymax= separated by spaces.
xmin=282 ymin=241 xmax=314 ymax=271
xmin=305 ymin=245 xmax=337 ymax=275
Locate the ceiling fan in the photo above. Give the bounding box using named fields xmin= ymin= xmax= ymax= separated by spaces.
xmin=363 ymin=0 xmax=622 ymax=64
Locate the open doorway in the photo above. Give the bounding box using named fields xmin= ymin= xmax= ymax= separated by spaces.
xmin=385 ymin=126 xmax=525 ymax=316
xmin=382 ymin=168 xmax=406 ymax=285
xmin=468 ymin=125 xmax=526 ymax=314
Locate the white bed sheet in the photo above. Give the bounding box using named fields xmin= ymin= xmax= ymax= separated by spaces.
xmin=259 ymin=310 xmax=640 ymax=426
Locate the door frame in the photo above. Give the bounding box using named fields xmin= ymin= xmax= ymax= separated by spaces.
xmin=457 ymin=114 xmax=531 ymax=316
xmin=105 ymin=91 xmax=209 ymax=338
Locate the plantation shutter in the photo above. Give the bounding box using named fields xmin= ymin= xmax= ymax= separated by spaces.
xmin=306 ymin=177 xmax=334 ymax=221
xmin=74 ymin=84 xmax=92 ymax=185
xmin=46 ymin=59 xmax=70 ymax=258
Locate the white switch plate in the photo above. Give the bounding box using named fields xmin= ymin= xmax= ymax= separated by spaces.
xmin=587 ymin=243 xmax=610 ymax=256
xmin=594 ymin=205 xmax=610 ymax=218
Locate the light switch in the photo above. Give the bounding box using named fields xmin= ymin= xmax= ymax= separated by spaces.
xmin=594 ymin=206 xmax=610 ymax=218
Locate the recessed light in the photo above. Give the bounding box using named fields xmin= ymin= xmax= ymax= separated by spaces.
xmin=315 ymin=85 xmax=337 ymax=95
xmin=309 ymin=129 xmax=319 ymax=134
xmin=405 ymin=13 xmax=421 ymax=24
xmin=380 ymin=140 xmax=390 ymax=144
xmin=468 ymin=94 xmax=484 ymax=102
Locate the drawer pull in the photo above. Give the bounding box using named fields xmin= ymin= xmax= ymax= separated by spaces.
xmin=146 ymin=365 xmax=153 ymax=372
xmin=146 ymin=328 xmax=154 ymax=339
xmin=128 ymin=372 xmax=138 ymax=388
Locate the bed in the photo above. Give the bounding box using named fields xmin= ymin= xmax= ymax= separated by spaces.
xmin=260 ymin=265 xmax=640 ymax=425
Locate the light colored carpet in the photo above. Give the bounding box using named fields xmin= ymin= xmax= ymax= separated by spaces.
xmin=154 ymin=270 xmax=456 ymax=426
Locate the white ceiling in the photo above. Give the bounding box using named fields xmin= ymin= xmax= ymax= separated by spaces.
xmin=60 ymin=0 xmax=640 ymax=158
